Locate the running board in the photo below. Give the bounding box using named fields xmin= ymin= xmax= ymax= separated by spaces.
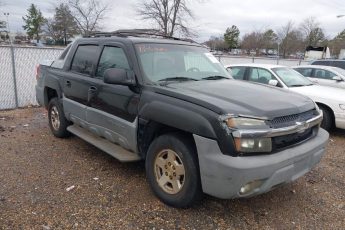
xmin=67 ymin=125 xmax=141 ymax=162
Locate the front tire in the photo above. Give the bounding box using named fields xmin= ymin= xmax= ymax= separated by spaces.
xmin=319 ymin=105 xmax=333 ymax=131
xmin=48 ymin=98 xmax=70 ymax=138
xmin=146 ymin=133 xmax=202 ymax=208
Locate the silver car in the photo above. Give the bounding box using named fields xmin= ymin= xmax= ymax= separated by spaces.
xmin=293 ymin=65 xmax=345 ymax=89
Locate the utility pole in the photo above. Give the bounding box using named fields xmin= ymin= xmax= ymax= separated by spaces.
xmin=3 ymin=12 xmax=12 ymax=44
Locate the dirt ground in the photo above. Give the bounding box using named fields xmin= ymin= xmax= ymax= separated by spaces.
xmin=0 ymin=108 xmax=344 ymax=229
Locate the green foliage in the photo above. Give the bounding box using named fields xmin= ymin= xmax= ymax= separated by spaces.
xmin=224 ymin=25 xmax=240 ymax=49
xmin=45 ymin=3 xmax=78 ymax=45
xmin=22 ymin=4 xmax=46 ymax=42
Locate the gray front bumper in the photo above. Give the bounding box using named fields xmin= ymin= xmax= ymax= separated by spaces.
xmin=194 ymin=128 xmax=329 ymax=199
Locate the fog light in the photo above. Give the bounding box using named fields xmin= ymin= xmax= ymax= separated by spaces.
xmin=239 ymin=180 xmax=264 ymax=195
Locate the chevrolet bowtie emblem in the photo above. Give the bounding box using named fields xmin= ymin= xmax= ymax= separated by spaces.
xmin=296 ymin=121 xmax=309 ymax=133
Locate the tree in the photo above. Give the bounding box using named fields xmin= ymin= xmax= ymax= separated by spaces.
xmin=223 ymin=25 xmax=240 ymax=50
xmin=68 ymin=0 xmax=108 ymax=36
xmin=22 ymin=4 xmax=46 ymax=43
xmin=45 ymin=4 xmax=78 ymax=45
xmin=329 ymin=29 xmax=345 ymax=57
xmin=299 ymin=17 xmax=325 ymax=46
xmin=262 ymin=29 xmax=278 ymax=51
xmin=277 ymin=21 xmax=304 ymax=58
xmin=204 ymin=36 xmax=227 ymax=51
xmin=137 ymin=0 xmax=194 ymax=37
xmin=241 ymin=31 xmax=265 ymax=55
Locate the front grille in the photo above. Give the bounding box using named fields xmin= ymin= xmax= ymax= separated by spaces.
xmin=272 ymin=127 xmax=316 ymax=151
xmin=267 ymin=109 xmax=316 ymax=128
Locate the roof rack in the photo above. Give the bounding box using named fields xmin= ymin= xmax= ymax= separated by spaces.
xmin=84 ymin=29 xmax=198 ymax=44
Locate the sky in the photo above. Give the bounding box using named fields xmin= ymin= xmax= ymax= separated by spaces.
xmin=1 ymin=0 xmax=345 ymax=42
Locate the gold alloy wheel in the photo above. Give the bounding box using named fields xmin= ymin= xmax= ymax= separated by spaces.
xmin=154 ymin=149 xmax=186 ymax=194
xmin=50 ymin=106 xmax=60 ymax=131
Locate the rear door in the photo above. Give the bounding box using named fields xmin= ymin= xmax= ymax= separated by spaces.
xmin=62 ymin=43 xmax=101 ymax=124
xmin=86 ymin=44 xmax=140 ymax=152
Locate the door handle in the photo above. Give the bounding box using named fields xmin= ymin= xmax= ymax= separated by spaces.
xmin=65 ymin=80 xmax=71 ymax=87
xmin=88 ymin=86 xmax=98 ymax=102
xmin=89 ymin=86 xmax=97 ymax=92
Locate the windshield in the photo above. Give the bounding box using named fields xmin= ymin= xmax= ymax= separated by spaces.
xmin=331 ymin=67 xmax=345 ymax=77
xmin=135 ymin=43 xmax=231 ymax=83
xmin=272 ymin=67 xmax=313 ymax=87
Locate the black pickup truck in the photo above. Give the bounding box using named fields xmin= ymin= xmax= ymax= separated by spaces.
xmin=35 ymin=31 xmax=329 ymax=208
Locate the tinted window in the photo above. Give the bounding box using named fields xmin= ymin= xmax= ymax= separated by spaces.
xmin=314 ymin=69 xmax=336 ymax=80
xmin=228 ymin=66 xmax=246 ymax=80
xmin=71 ymin=45 xmax=99 ymax=75
xmin=333 ymin=61 xmax=345 ymax=69
xmin=295 ymin=68 xmax=312 ymax=77
xmin=248 ymin=67 xmax=275 ymax=84
xmin=96 ymin=46 xmax=130 ymax=79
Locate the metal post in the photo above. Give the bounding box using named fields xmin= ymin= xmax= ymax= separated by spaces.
xmin=277 ymin=43 xmax=280 ymax=65
xmin=10 ymin=45 xmax=19 ymax=108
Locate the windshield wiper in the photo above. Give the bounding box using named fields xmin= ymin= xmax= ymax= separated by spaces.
xmin=158 ymin=77 xmax=199 ymax=82
xmin=201 ymin=75 xmax=230 ymax=80
xmin=289 ymin=84 xmax=306 ymax=87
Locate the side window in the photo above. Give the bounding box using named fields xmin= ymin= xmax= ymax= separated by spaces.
xmin=314 ymin=69 xmax=336 ymax=80
xmin=295 ymin=68 xmax=312 ymax=77
xmin=96 ymin=46 xmax=130 ymax=79
xmin=249 ymin=68 xmax=275 ymax=84
xmin=71 ymin=45 xmax=99 ymax=76
xmin=228 ymin=67 xmax=246 ymax=80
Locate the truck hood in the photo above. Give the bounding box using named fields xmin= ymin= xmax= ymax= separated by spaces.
xmin=154 ymin=79 xmax=315 ymax=119
xmin=290 ymin=85 xmax=345 ymax=103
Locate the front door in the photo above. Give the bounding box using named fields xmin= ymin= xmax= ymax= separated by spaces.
xmin=86 ymin=45 xmax=140 ymax=152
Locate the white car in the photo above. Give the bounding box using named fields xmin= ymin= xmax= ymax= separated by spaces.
xmin=225 ymin=63 xmax=345 ymax=131
xmin=293 ymin=65 xmax=345 ymax=89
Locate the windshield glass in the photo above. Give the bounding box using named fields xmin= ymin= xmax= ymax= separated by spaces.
xmin=272 ymin=67 xmax=313 ymax=87
xmin=135 ymin=43 xmax=231 ymax=83
xmin=331 ymin=67 xmax=345 ymax=77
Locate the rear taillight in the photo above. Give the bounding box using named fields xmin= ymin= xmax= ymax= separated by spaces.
xmin=35 ymin=65 xmax=40 ymax=80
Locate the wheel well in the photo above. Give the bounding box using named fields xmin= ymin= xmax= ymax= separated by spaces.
xmin=45 ymin=87 xmax=58 ymax=108
xmin=316 ymin=102 xmax=335 ymax=125
xmin=138 ymin=120 xmax=196 ymax=159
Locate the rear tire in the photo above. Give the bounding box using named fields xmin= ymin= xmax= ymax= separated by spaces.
xmin=145 ymin=133 xmax=202 ymax=208
xmin=319 ymin=105 xmax=333 ymax=131
xmin=48 ymin=97 xmax=71 ymax=138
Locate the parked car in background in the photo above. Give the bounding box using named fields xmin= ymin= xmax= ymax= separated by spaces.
xmin=310 ymin=59 xmax=345 ymax=70
xmin=293 ymin=65 xmax=345 ymax=89
xmin=226 ymin=64 xmax=345 ymax=131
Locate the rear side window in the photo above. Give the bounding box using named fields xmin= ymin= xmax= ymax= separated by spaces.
xmin=96 ymin=46 xmax=130 ymax=79
xmin=228 ymin=66 xmax=246 ymax=80
xmin=295 ymin=68 xmax=312 ymax=77
xmin=314 ymin=69 xmax=336 ymax=80
xmin=71 ymin=45 xmax=99 ymax=76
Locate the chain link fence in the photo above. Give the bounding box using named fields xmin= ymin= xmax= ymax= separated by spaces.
xmin=0 ymin=46 xmax=308 ymax=110
xmin=0 ymin=46 xmax=63 ymax=110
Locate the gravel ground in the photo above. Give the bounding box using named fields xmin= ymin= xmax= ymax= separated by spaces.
xmin=0 ymin=108 xmax=344 ymax=229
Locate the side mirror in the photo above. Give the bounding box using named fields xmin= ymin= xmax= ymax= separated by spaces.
xmin=332 ymin=76 xmax=343 ymax=81
xmin=268 ymin=79 xmax=278 ymax=86
xmin=104 ymin=68 xmax=136 ymax=86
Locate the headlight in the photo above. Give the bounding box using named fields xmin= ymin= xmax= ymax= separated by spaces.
xmin=226 ymin=117 xmax=267 ymax=129
xmin=226 ymin=117 xmax=272 ymax=153
xmin=340 ymin=104 xmax=345 ymax=110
